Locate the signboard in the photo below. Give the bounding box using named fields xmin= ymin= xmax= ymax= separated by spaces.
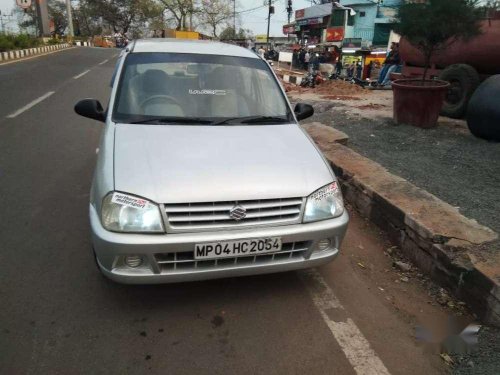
xmin=295 ymin=9 xmax=305 ymax=19
xmin=278 ymin=51 xmax=293 ymax=63
xmin=307 ymin=17 xmax=324 ymax=25
xmin=342 ymin=38 xmax=362 ymax=48
xmin=297 ymin=19 xmax=308 ymax=26
xmin=295 ymin=3 xmax=332 ymax=20
xmin=16 ymin=0 xmax=31 ymax=9
xmin=326 ymin=27 xmax=344 ymax=42
xmin=282 ymin=24 xmax=295 ymax=35
xmin=255 ymin=34 xmax=268 ymax=43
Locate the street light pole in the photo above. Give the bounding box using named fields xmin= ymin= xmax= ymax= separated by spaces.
xmin=65 ymin=0 xmax=74 ymax=38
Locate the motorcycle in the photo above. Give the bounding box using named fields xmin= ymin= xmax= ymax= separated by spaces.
xmin=300 ymin=71 xmax=320 ymax=88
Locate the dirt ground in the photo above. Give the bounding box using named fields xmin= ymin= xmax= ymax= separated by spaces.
xmin=287 ymin=82 xmax=500 ymax=235
xmin=285 ymin=79 xmax=500 ymax=375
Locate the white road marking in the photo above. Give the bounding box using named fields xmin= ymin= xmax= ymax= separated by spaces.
xmin=73 ymin=69 xmax=90 ymax=79
xmin=6 ymin=91 xmax=55 ymax=118
xmin=300 ymin=269 xmax=391 ymax=375
xmin=98 ymin=59 xmax=109 ymax=65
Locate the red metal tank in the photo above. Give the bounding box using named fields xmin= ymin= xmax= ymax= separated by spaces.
xmin=399 ymin=19 xmax=500 ymax=76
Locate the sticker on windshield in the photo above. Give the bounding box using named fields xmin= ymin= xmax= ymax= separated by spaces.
xmin=189 ymin=89 xmax=227 ymax=96
xmin=111 ymin=193 xmax=148 ymax=209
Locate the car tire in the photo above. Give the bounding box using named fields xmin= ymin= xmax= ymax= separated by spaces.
xmin=466 ymin=75 xmax=500 ymax=141
xmin=439 ymin=64 xmax=480 ymax=118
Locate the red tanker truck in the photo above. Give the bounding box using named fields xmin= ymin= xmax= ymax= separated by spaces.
xmin=398 ymin=15 xmax=500 ymax=118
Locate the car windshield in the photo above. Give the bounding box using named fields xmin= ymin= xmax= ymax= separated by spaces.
xmin=112 ymin=52 xmax=293 ymax=125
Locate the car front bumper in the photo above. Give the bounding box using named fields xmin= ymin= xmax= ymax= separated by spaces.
xmin=90 ymin=204 xmax=349 ymax=284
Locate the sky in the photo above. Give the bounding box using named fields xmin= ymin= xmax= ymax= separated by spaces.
xmin=0 ymin=0 xmax=316 ymax=36
xmin=236 ymin=0 xmax=316 ymax=37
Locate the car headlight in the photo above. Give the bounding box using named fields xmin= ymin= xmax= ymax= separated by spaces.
xmin=101 ymin=192 xmax=164 ymax=233
xmin=303 ymin=182 xmax=344 ymax=223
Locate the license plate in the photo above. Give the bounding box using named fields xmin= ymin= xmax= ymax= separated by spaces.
xmin=194 ymin=238 xmax=282 ymax=260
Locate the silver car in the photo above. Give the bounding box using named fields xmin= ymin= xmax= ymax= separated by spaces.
xmin=75 ymin=39 xmax=348 ymax=284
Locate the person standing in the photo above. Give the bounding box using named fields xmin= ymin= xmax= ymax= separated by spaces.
xmin=312 ymin=53 xmax=320 ymax=72
xmin=347 ymin=62 xmax=355 ymax=78
xmin=292 ymin=49 xmax=299 ymax=69
xmin=367 ymin=60 xmax=374 ymax=80
xmin=304 ymin=51 xmax=311 ymax=71
xmin=335 ymin=58 xmax=343 ymax=76
xmin=299 ymin=48 xmax=306 ymax=70
xmin=258 ymin=46 xmax=265 ymax=58
xmin=356 ymin=61 xmax=363 ymax=79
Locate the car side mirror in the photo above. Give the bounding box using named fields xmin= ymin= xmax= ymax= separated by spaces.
xmin=74 ymin=99 xmax=105 ymax=122
xmin=294 ymin=103 xmax=314 ymax=121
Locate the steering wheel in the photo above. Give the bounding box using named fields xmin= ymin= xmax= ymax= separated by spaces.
xmin=140 ymin=95 xmax=183 ymax=113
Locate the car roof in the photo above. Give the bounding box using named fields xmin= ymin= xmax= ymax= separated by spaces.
xmin=131 ymin=39 xmax=259 ymax=59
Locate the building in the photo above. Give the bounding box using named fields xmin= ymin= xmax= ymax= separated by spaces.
xmin=284 ymin=1 xmax=402 ymax=78
xmin=286 ymin=1 xmax=401 ymax=48
xmin=289 ymin=3 xmax=333 ymax=46
xmin=337 ymin=0 xmax=402 ymax=47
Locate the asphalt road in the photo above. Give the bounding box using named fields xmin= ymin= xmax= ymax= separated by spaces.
xmin=0 ymin=47 xmax=449 ymax=375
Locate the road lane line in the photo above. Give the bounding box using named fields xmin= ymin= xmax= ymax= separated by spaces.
xmin=73 ymin=69 xmax=90 ymax=79
xmin=300 ymin=269 xmax=391 ymax=375
xmin=6 ymin=91 xmax=55 ymax=118
xmin=98 ymin=59 xmax=109 ymax=65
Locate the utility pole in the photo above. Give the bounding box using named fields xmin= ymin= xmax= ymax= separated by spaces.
xmin=35 ymin=0 xmax=51 ymax=37
xmin=286 ymin=0 xmax=292 ymax=41
xmin=266 ymin=0 xmax=274 ymax=50
xmin=233 ymin=0 xmax=236 ymax=38
xmin=65 ymin=0 xmax=74 ymax=38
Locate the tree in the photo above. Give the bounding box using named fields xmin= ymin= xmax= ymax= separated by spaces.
xmin=219 ymin=26 xmax=252 ymax=40
xmin=73 ymin=0 xmax=102 ymax=36
xmin=157 ymin=0 xmax=199 ymax=30
xmin=82 ymin=0 xmax=161 ymax=35
xmin=48 ymin=0 xmax=68 ymax=36
xmin=395 ymin=0 xmax=482 ymax=80
xmin=199 ymin=0 xmax=232 ymax=38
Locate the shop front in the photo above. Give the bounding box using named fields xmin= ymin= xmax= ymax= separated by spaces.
xmin=293 ymin=3 xmax=333 ymax=46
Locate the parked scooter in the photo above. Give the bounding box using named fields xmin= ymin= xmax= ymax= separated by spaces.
xmin=328 ymin=72 xmax=375 ymax=89
xmin=300 ymin=71 xmax=320 ymax=88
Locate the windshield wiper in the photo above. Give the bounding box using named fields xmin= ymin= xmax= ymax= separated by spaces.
xmin=129 ymin=117 xmax=214 ymax=125
xmin=214 ymin=116 xmax=290 ymax=125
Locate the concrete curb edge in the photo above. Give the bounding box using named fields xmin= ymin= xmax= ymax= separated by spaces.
xmin=0 ymin=42 xmax=93 ymax=63
xmin=304 ymin=123 xmax=500 ymax=326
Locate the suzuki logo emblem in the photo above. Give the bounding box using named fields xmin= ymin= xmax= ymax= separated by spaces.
xmin=229 ymin=205 xmax=247 ymax=221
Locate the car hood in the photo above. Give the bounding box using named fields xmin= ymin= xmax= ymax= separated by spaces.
xmin=113 ymin=123 xmax=333 ymax=204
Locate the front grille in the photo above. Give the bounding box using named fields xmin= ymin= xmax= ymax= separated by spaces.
xmin=155 ymin=241 xmax=310 ymax=273
xmin=164 ymin=198 xmax=303 ymax=231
